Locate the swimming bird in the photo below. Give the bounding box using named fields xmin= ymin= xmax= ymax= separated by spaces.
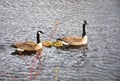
xmin=42 ymin=41 xmax=53 ymax=47
xmin=11 ymin=31 xmax=43 ymax=54
xmin=56 ymin=20 xmax=88 ymax=46
xmin=53 ymin=41 xmax=63 ymax=48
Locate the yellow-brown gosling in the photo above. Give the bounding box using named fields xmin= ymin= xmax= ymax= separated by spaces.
xmin=11 ymin=31 xmax=43 ymax=55
xmin=53 ymin=41 xmax=63 ymax=48
xmin=42 ymin=41 xmax=53 ymax=47
xmin=56 ymin=20 xmax=88 ymax=46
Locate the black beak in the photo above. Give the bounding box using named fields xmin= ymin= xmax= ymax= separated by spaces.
xmin=40 ymin=31 xmax=44 ymax=34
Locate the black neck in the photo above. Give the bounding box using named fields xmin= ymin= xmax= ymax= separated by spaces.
xmin=82 ymin=24 xmax=86 ymax=37
xmin=37 ymin=33 xmax=40 ymax=44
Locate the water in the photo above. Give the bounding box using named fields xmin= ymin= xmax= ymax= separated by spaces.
xmin=0 ymin=0 xmax=120 ymax=81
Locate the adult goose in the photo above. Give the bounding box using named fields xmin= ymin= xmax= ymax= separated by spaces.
xmin=11 ymin=31 xmax=43 ymax=54
xmin=56 ymin=20 xmax=88 ymax=46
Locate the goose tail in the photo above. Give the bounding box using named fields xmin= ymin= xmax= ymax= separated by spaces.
xmin=10 ymin=44 xmax=17 ymax=48
xmin=57 ymin=38 xmax=62 ymax=41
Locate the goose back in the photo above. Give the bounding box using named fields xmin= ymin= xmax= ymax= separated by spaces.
xmin=14 ymin=41 xmax=38 ymax=51
xmin=58 ymin=36 xmax=82 ymax=45
xmin=58 ymin=35 xmax=88 ymax=46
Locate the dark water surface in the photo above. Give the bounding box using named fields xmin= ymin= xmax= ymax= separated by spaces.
xmin=0 ymin=0 xmax=120 ymax=81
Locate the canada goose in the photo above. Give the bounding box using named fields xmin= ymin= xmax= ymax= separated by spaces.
xmin=11 ymin=31 xmax=43 ymax=54
xmin=56 ymin=20 xmax=88 ymax=46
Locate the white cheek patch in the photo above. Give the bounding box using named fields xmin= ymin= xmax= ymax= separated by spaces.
xmin=38 ymin=32 xmax=41 ymax=35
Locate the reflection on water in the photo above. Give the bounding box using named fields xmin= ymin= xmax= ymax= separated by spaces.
xmin=0 ymin=0 xmax=120 ymax=81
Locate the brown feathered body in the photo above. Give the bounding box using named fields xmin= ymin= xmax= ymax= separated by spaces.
xmin=57 ymin=20 xmax=88 ymax=46
xmin=57 ymin=35 xmax=87 ymax=46
xmin=12 ymin=41 xmax=42 ymax=51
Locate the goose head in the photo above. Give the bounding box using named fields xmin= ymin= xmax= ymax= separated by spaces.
xmin=84 ymin=20 xmax=88 ymax=25
xmin=81 ymin=20 xmax=88 ymax=25
xmin=37 ymin=31 xmax=44 ymax=35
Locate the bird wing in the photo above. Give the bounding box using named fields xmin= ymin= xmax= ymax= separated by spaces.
xmin=59 ymin=36 xmax=83 ymax=45
xmin=15 ymin=41 xmax=37 ymax=51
